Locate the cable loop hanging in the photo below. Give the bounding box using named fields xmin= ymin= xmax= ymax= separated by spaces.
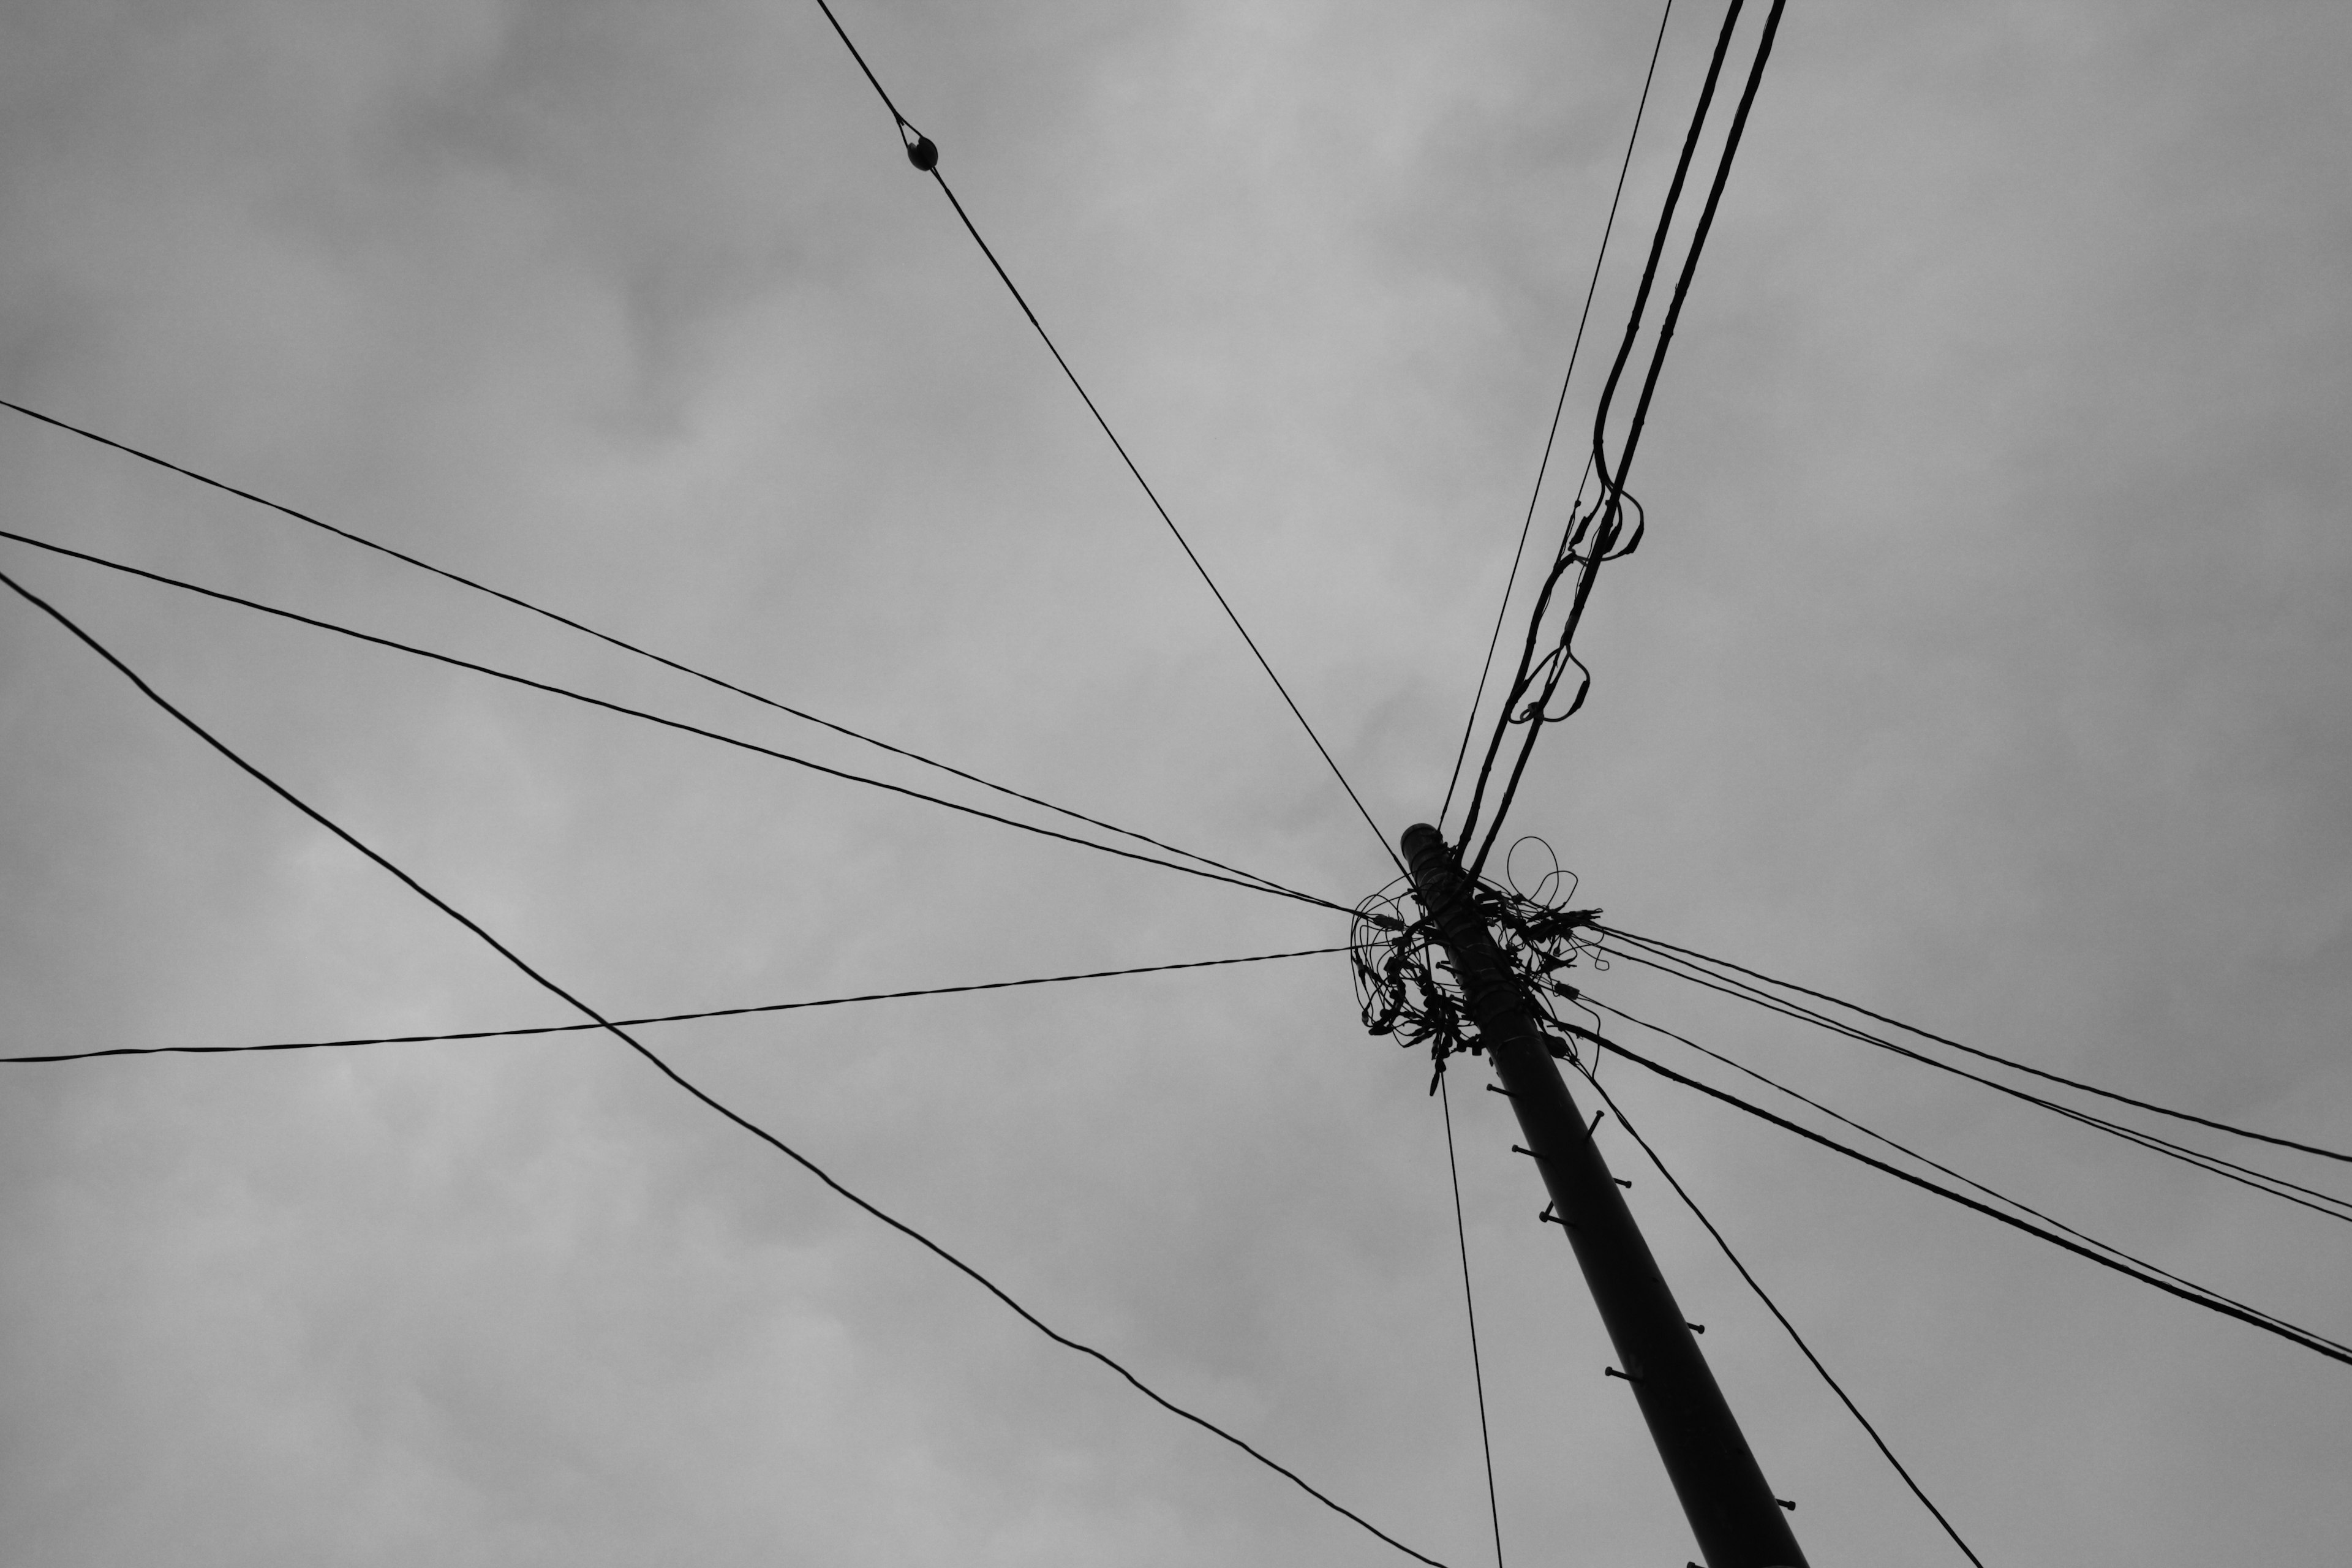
xmin=1351 ymin=841 xmax=1604 ymax=1091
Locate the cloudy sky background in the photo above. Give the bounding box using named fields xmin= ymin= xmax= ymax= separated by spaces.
xmin=3 ymin=0 xmax=2348 ymax=1563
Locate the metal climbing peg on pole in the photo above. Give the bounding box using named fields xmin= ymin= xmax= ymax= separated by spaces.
xmin=1400 ymin=823 xmax=1807 ymax=1568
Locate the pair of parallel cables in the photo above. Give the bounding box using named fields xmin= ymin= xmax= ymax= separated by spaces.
xmin=1446 ymin=0 xmax=1788 ymax=878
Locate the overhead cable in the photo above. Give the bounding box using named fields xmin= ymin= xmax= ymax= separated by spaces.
xmin=1 ymin=946 xmax=1355 ymax=1065
xmin=1567 ymin=1055 xmax=1985 ymax=1566
xmin=1440 ymin=0 xmax=1678 ymax=834
xmin=1581 ymin=997 xmax=2335 ymax=1349
xmin=1569 ymin=1015 xmax=2352 ymax=1368
xmin=0 ymin=562 xmax=1452 ymax=1568
xmin=1452 ymin=0 xmax=1758 ymax=868
xmin=1455 ymin=0 xmax=1788 ymax=878
xmin=0 ymin=398 xmax=1306 ymax=903
xmin=806 ymin=0 xmax=921 ymax=133
xmin=1593 ymin=937 xmax=2352 ymax=1222
xmin=802 ymin=8 xmax=1403 ymax=878
xmin=1602 ymin=923 xmax=2352 ymax=1167
xmin=0 ymin=529 xmax=1349 ymax=914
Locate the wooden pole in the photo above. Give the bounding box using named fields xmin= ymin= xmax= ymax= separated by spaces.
xmin=1402 ymin=823 xmax=1807 ymax=1568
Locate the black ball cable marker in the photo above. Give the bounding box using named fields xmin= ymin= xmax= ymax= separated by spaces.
xmin=905 ymin=132 xmax=938 ymax=170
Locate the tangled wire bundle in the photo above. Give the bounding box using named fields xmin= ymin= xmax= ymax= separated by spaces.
xmin=1349 ymin=837 xmax=1605 ymax=1091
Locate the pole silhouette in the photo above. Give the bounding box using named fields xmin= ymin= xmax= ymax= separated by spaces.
xmin=1402 ymin=823 xmax=1806 ymax=1568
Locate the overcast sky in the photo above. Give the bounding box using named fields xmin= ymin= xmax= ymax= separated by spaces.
xmin=3 ymin=1 xmax=2348 ymax=1564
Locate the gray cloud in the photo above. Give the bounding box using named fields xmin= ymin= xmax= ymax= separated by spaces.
xmin=3 ymin=1 xmax=2347 ymax=1564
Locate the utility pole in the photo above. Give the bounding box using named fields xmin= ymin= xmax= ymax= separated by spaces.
xmin=1401 ymin=823 xmax=1807 ymax=1568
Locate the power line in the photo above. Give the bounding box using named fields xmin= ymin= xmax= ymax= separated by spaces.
xmin=1566 ymin=1054 xmax=1986 ymax=1566
xmin=1439 ymin=0 xmax=1678 ymax=834
xmin=1580 ymin=996 xmax=2335 ymax=1354
xmin=922 ymin=169 xmax=1403 ymax=879
xmin=0 ymin=560 xmax=1454 ymax=1568
xmin=1597 ymin=937 xmax=2352 ymax=1219
xmin=0 ymin=398 xmax=1309 ymax=905
xmin=1451 ymin=0 xmax=1758 ymax=868
xmin=0 ymin=529 xmax=1351 ymax=914
xmin=807 ymin=0 xmax=920 ymax=133
xmin=1 ymin=946 xmax=1355 ymax=1065
xmin=1437 ymin=1072 xmax=1506 ymax=1568
xmin=1593 ymin=937 xmax=2352 ymax=1223
xmin=799 ymin=10 xmax=1403 ymax=880
xmin=1602 ymin=923 xmax=2352 ymax=1167
xmin=1455 ymin=0 xmax=1789 ymax=880
xmin=1567 ymin=1013 xmax=2352 ymax=1368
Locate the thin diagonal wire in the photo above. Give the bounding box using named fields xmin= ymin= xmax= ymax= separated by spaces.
xmin=808 ymin=0 xmax=918 ymax=130
xmin=0 ymin=399 xmax=1305 ymax=903
xmin=920 ymin=168 xmax=1403 ymax=877
xmin=1438 ymin=1072 xmax=1506 ymax=1568
xmin=1569 ymin=1012 xmax=2352 ymax=1366
xmin=2 ymin=946 xmax=1355 ymax=1065
xmin=1593 ymin=938 xmax=2352 ymax=1221
xmin=1602 ymin=923 xmax=2352 ymax=1167
xmin=1566 ymin=1057 xmax=1985 ymax=1566
xmin=799 ymin=6 xmax=1400 ymax=875
xmin=0 ymin=529 xmax=1351 ymax=914
xmin=0 ymin=562 xmax=1452 ymax=1568
xmin=1439 ymin=0 xmax=1676 ymax=832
